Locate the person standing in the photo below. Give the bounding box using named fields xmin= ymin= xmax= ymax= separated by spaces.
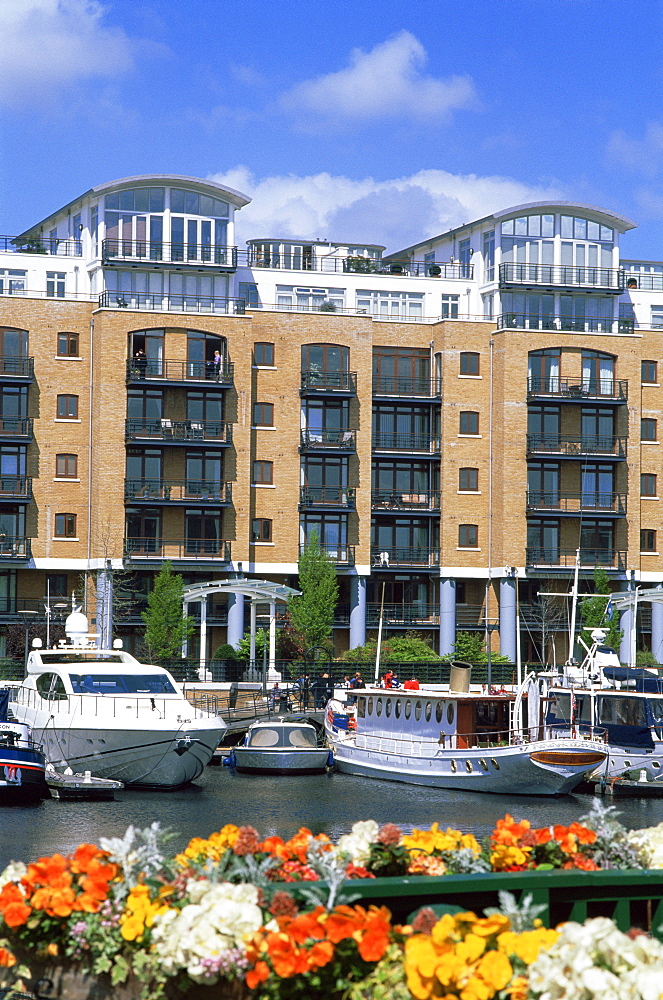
xmin=213 ymin=349 xmax=222 ymax=380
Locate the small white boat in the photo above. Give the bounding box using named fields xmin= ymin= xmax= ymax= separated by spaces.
xmin=45 ymin=765 xmax=123 ymax=800
xmin=231 ymin=719 xmax=331 ymax=774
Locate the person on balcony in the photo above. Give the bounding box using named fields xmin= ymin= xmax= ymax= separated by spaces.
xmin=213 ymin=350 xmax=222 ymax=380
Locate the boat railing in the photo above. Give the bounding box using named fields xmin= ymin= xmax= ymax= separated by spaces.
xmin=439 ymin=723 xmax=607 ymax=750
xmin=10 ymin=688 xmax=216 ymax=721
xmin=0 ymin=731 xmax=42 ymax=752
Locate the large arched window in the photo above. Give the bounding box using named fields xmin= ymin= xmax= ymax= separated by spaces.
xmin=301 ymin=343 xmax=348 ymax=374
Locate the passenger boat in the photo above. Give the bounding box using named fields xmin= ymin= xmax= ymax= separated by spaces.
xmin=0 ymin=689 xmax=47 ymax=801
xmin=4 ymin=610 xmax=226 ymax=789
xmin=231 ymin=719 xmax=331 ymax=774
xmin=325 ymin=674 xmax=607 ymax=796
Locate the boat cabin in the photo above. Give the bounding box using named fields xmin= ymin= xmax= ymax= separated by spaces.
xmin=244 ymin=722 xmax=319 ymax=749
xmin=547 ymin=688 xmax=663 ymax=749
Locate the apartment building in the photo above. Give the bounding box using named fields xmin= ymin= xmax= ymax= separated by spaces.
xmin=1 ymin=174 xmax=663 ymax=665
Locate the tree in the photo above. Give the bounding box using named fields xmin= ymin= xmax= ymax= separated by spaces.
xmin=580 ymin=567 xmax=622 ymax=652
xmin=141 ymin=562 xmax=194 ymax=665
xmin=450 ymin=631 xmax=511 ymax=664
xmin=288 ymin=532 xmax=338 ymax=650
xmin=339 ymin=631 xmax=442 ymax=664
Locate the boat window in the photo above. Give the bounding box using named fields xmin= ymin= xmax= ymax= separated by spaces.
xmin=649 ymin=700 xmax=663 ymax=726
xmin=436 ymin=702 xmax=443 ymax=724
xmin=414 ymin=701 xmax=422 ymax=721
xmin=447 ymin=703 xmax=454 ymax=725
xmin=425 ymin=701 xmax=432 ymax=722
xmin=357 ymin=697 xmax=366 ymax=718
xmin=395 ymin=699 xmax=402 ymax=718
xmin=385 ymin=699 xmax=392 ymax=718
xmin=598 ymin=696 xmax=648 ymax=727
xmin=376 ymin=698 xmax=383 ymax=717
xmin=69 ymin=674 xmax=177 ymax=694
xmin=547 ymin=693 xmax=571 ymax=723
xmin=248 ymin=728 xmax=280 ymax=747
xmin=288 ymin=728 xmax=317 ymax=747
xmin=404 ymin=700 xmax=412 ymax=719
xmin=367 ymin=697 xmax=373 ymax=715
xmin=43 ymin=652 xmax=126 ymax=663
xmin=36 ymin=673 xmax=67 ymax=701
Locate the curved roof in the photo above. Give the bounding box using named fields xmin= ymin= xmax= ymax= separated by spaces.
xmin=493 ymin=200 xmax=636 ymax=231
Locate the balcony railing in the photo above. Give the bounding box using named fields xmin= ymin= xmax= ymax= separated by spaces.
xmin=298 ymin=543 xmax=355 ymax=566
xmin=124 ymin=538 xmax=232 ymax=562
xmin=0 ymin=537 xmax=31 ymax=561
xmin=125 ymin=358 xmax=234 ymax=385
xmin=0 ymin=358 xmax=34 ymax=380
xmin=625 ymin=273 xmax=663 ymax=291
xmin=526 ymin=491 xmax=627 ymax=515
xmin=372 ymin=490 xmax=440 ymax=512
xmin=372 ymin=377 xmax=442 ymax=398
xmin=100 ymin=291 xmax=245 ymax=315
xmin=499 ymin=263 xmax=625 ymax=292
xmin=125 ymin=419 xmax=232 ymax=445
xmin=0 ymin=477 xmax=32 ymax=500
xmin=498 ymin=314 xmax=634 ymax=335
xmin=299 ymin=487 xmax=356 ymax=509
xmin=526 ymin=435 xmax=627 ymax=459
xmin=526 ymin=376 xmax=628 ymax=402
xmin=1 ymin=235 xmax=82 ymax=256
xmin=371 ymin=547 xmax=440 ymax=569
xmin=372 ymin=433 xmax=441 ymax=453
xmin=102 ymin=239 xmax=237 ymax=268
xmin=366 ymin=603 xmax=440 ymax=626
xmin=0 ymin=417 xmax=32 ymax=440
xmin=300 ymin=371 xmax=357 ymax=394
xmin=243 ymin=249 xmax=473 ymax=280
xmin=124 ymin=480 xmax=232 ymax=504
xmin=300 ymin=429 xmax=356 ymax=450
xmin=526 ymin=547 xmax=627 ymax=570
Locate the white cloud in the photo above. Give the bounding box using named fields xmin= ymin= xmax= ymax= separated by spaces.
xmin=607 ymin=123 xmax=663 ymax=179
xmin=0 ymin=0 xmax=142 ymax=107
xmin=210 ymin=166 xmax=563 ymax=252
xmin=279 ymin=30 xmax=476 ymax=124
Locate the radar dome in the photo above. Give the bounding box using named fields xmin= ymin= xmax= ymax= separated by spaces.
xmin=65 ymin=611 xmax=89 ymax=646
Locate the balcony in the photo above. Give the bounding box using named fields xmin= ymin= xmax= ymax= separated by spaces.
xmin=298 ymin=543 xmax=355 ymax=566
xmin=300 ymin=371 xmax=357 ymax=396
xmin=366 ymin=603 xmax=440 ymax=626
xmin=0 ymin=477 xmax=32 ymax=501
xmin=625 ymin=273 xmax=663 ymax=292
xmin=124 ymin=538 xmax=232 ymax=564
xmin=372 ymin=377 xmax=442 ymax=400
xmin=526 ymin=435 xmax=627 ymax=460
xmin=124 ymin=480 xmax=232 ymax=505
xmin=299 ymin=487 xmax=356 ymax=510
xmin=372 ymin=490 xmax=441 ymax=513
xmin=125 ymin=419 xmax=232 ymax=446
xmin=243 ymin=248 xmax=473 ymax=280
xmin=100 ymin=291 xmax=245 ymax=316
xmin=499 ymin=263 xmax=625 ymax=293
xmin=299 ymin=429 xmax=356 ymax=452
xmin=0 ymin=418 xmax=32 ymax=442
xmin=526 ymin=376 xmax=628 ymax=403
xmin=498 ymin=314 xmax=634 ymax=335
xmin=0 ymin=358 xmax=34 ymax=383
xmin=0 ymin=537 xmax=31 ymax=562
xmin=371 ymin=547 xmax=440 ymax=570
xmin=526 ymin=491 xmax=627 ymax=516
xmin=101 ymin=239 xmax=238 ymax=270
xmin=125 ymin=358 xmax=234 ymax=387
xmin=526 ymin=548 xmax=626 ymax=571
xmin=1 ymin=235 xmax=82 ymax=256
xmin=372 ymin=433 xmax=441 ymax=455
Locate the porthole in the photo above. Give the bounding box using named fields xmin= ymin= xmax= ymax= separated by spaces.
xmin=425 ymin=701 xmax=432 ymax=722
xmin=465 ymin=760 xmax=473 ymax=773
xmin=395 ymin=699 xmax=402 ymax=718
xmin=451 ymin=759 xmax=457 ymax=772
xmin=367 ymin=697 xmax=374 ymax=715
xmin=404 ymin=701 xmax=412 ymax=720
xmin=653 ymin=761 xmax=661 ymax=769
xmin=624 ymin=760 xmax=631 ymax=767
xmin=490 ymin=758 xmax=500 ymax=770
xmin=436 ymin=701 xmax=443 ymax=723
xmin=376 ymin=698 xmax=383 ymax=717
xmin=479 ymin=758 xmax=488 ymax=771
xmin=385 ymin=699 xmax=392 ymax=718
xmin=447 ymin=703 xmax=454 ymax=725
xmin=414 ymin=701 xmax=422 ymax=721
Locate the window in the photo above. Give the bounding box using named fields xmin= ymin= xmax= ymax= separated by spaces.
xmin=57 ymin=394 xmax=78 ymax=419
xmin=252 ymin=518 xmax=272 ymax=542
xmin=459 ymin=468 xmax=478 ymax=491
xmin=642 ymin=360 xmax=658 ymax=384
xmin=483 ymin=230 xmax=495 ymax=282
xmin=642 ymin=418 xmax=658 ymax=442
xmin=460 ymin=352 xmax=480 ymax=375
xmin=253 ymin=460 xmax=273 ymax=485
xmin=254 ymin=342 xmax=274 ymax=366
xmin=641 ymin=474 xmax=657 ymax=497
xmin=441 ymin=294 xmax=459 ymax=319
xmin=459 ymin=411 xmax=479 ymax=435
xmin=55 ymin=513 xmax=77 ymax=538
xmin=47 ymin=272 xmax=65 ymax=298
xmin=46 ymin=574 xmax=67 ymax=597
xmin=0 ymin=270 xmax=26 ymax=295
xmin=253 ymin=402 xmax=274 ymax=426
xmin=458 ymin=524 xmax=478 ymax=548
xmin=56 ymin=454 xmax=77 ymax=478
xmin=641 ymin=529 xmax=657 ymax=553
xmin=356 ymin=288 xmax=423 ymax=319
xmin=239 ymin=283 xmax=259 ymax=308
xmin=651 ymin=306 xmax=663 ymax=330
xmin=57 ymin=332 xmax=79 ymax=356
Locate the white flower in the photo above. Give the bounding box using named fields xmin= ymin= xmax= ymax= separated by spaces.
xmin=0 ymin=861 xmax=26 ymax=889
xmin=336 ymin=819 xmax=378 ymax=864
xmin=627 ymin=823 xmax=663 ymax=868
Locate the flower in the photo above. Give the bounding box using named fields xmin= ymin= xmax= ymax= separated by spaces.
xmin=337 ymin=820 xmax=379 ymax=865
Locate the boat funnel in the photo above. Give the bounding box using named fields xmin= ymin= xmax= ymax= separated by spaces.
xmin=449 ymin=661 xmax=472 ymax=693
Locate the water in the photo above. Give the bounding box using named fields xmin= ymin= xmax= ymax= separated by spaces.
xmin=3 ymin=766 xmax=663 ymax=868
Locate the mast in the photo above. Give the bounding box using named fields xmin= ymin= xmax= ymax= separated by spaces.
xmin=373 ymin=581 xmax=386 ymax=685
xmin=568 ymin=548 xmax=581 ymax=662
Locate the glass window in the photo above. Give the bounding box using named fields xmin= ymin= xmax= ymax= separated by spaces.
xmin=46 ymin=573 xmax=67 ymax=597
xmin=252 ymin=518 xmax=272 ymax=542
xmin=641 ymin=474 xmax=657 ymax=497
xmin=460 ymin=352 xmax=480 ymax=375
xmin=57 ymin=394 xmax=78 ymax=419
xmin=651 ymin=306 xmax=663 ymax=330
xmin=46 ymin=272 xmax=65 ymax=298
xmin=254 ymin=342 xmax=274 ymax=366
xmin=642 ymin=360 xmax=658 ymax=384
xmin=55 ymin=513 xmax=77 ymax=537
xmin=253 ymin=460 xmax=273 ymax=485
xmin=642 ymin=418 xmax=658 ymax=442
xmin=56 ymin=454 xmax=77 ymax=478
xmin=57 ymin=332 xmax=79 ymax=357
xmin=641 ymin=529 xmax=657 ymax=552
xmin=253 ymin=402 xmax=274 ymax=426
xmin=459 ymin=468 xmax=478 ymax=491
xmin=458 ymin=524 xmax=478 ymax=547
xmin=239 ymin=283 xmax=259 ymax=308
xmin=459 ymin=411 xmax=479 ymax=434
xmin=441 ymin=294 xmax=459 ymax=319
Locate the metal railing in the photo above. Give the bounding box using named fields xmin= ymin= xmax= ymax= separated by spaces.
xmin=100 ymin=291 xmax=246 ymax=315
xmin=526 ymin=491 xmax=627 ymax=514
xmin=525 ymin=547 xmax=627 ymax=569
xmin=366 ymin=603 xmax=440 ymax=626
xmin=0 ymin=477 xmax=31 ymax=499
xmin=0 ymin=358 xmax=34 ymax=379
xmin=1 ymin=235 xmax=82 ymax=256
xmin=243 ymin=250 xmax=474 ymax=280
xmin=499 ymin=314 xmax=634 ymax=335
xmin=300 ymin=429 xmax=356 ymax=449
xmin=526 ymin=376 xmax=628 ymax=401
xmin=124 ymin=479 xmax=233 ymax=503
xmin=299 ymin=487 xmax=356 ymax=508
xmin=102 ymin=239 xmax=237 ymax=267
xmin=526 ymin=435 xmax=627 ymax=458
xmin=125 ymin=358 xmax=234 ymax=384
xmin=372 ymin=490 xmax=440 ymax=511
xmin=300 ymin=371 xmax=357 ymax=393
xmin=298 ymin=543 xmax=355 ymax=565
xmin=124 ymin=538 xmax=232 ymax=561
xmin=0 ymin=417 xmax=32 ymax=439
xmin=371 ymin=547 xmax=440 ymax=568
xmin=499 ymin=263 xmax=625 ymax=291
xmin=372 ymin=377 xmax=442 ymax=397
xmin=0 ymin=537 xmax=31 ymax=560
xmin=625 ymin=273 xmax=663 ymax=291
xmin=125 ymin=419 xmax=232 ymax=444
xmin=372 ymin=433 xmax=441 ymax=453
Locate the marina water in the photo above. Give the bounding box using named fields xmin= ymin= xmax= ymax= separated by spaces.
xmin=3 ymin=767 xmax=663 ymax=868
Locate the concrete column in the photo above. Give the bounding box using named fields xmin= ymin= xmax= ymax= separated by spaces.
xmin=268 ymin=600 xmax=278 ymax=679
xmin=651 ymin=587 xmax=663 ymax=663
xmin=227 ymin=592 xmax=244 ymax=649
xmin=439 ymin=578 xmax=456 ymax=657
xmin=199 ymin=598 xmax=207 ymax=678
xmin=349 ymin=576 xmax=366 ymax=649
xmin=499 ymin=577 xmax=517 ymax=663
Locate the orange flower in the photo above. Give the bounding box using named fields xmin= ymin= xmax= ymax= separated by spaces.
xmin=283 ymin=907 xmax=326 ymax=943
xmin=358 ymin=910 xmax=391 ymax=962
xmin=491 ymin=815 xmax=531 ymax=846
xmin=567 ymin=822 xmax=597 ymax=845
xmin=245 ymin=960 xmax=270 ymax=989
xmin=325 ymin=904 xmax=364 ymax=943
xmin=0 ymin=947 xmax=16 ymax=967
xmin=261 ymin=835 xmax=288 ymax=859
xmin=0 ymin=884 xmax=31 ymax=928
xmin=307 ymin=940 xmax=334 ymax=969
xmin=266 ymin=933 xmax=309 ymax=978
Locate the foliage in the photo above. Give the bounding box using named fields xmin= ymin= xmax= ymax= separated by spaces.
xmin=636 ymin=649 xmax=660 ymax=667
xmin=212 ymin=643 xmax=239 ymax=662
xmin=345 ymin=256 xmax=378 ymax=274
xmin=235 ymin=629 xmax=267 ymax=662
xmin=579 ymin=567 xmax=622 ymax=653
xmin=449 ymin=632 xmax=512 ymax=664
xmin=578 ymin=801 xmax=641 ymax=870
xmin=289 ymin=533 xmax=338 ymax=650
xmin=141 ymin=562 xmax=194 ymax=665
xmin=339 ymin=632 xmax=442 ymax=664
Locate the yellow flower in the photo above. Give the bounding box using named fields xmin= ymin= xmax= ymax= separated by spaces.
xmin=175 ymin=824 xmax=240 ymax=866
xmin=476 ymin=950 xmax=513 ymax=991
xmin=119 ymin=883 xmax=170 ymax=942
xmin=47 ymin=942 xmax=58 ymax=956
xmin=489 ymin=844 xmax=532 ymax=870
xmin=456 ymin=933 xmax=486 ymax=964
xmin=402 ymin=824 xmax=481 ymax=857
xmin=498 ymin=927 xmax=559 ymax=965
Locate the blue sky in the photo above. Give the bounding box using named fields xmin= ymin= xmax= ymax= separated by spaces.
xmin=1 ymin=0 xmax=662 ymax=256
